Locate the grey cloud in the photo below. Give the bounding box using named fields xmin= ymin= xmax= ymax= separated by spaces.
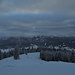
xmin=0 ymin=13 xmax=75 ymax=37
xmin=0 ymin=0 xmax=75 ymax=37
xmin=0 ymin=0 xmax=75 ymax=14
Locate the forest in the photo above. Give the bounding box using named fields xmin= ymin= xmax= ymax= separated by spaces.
xmin=0 ymin=36 xmax=75 ymax=63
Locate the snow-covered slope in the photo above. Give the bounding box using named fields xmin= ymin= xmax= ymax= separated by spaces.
xmin=0 ymin=53 xmax=75 ymax=75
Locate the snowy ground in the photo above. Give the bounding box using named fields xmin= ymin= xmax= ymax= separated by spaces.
xmin=0 ymin=52 xmax=75 ymax=75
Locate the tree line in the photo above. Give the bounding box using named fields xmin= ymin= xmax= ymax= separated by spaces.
xmin=40 ymin=50 xmax=75 ymax=63
xmin=0 ymin=45 xmax=75 ymax=63
xmin=0 ymin=47 xmax=28 ymax=60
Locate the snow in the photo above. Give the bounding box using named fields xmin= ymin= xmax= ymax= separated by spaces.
xmin=54 ymin=46 xmax=59 ymax=50
xmin=32 ymin=45 xmax=38 ymax=49
xmin=1 ymin=48 xmax=14 ymax=53
xmin=0 ymin=52 xmax=75 ymax=75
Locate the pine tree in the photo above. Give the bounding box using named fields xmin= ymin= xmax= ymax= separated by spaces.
xmin=13 ymin=45 xmax=20 ymax=60
xmin=70 ymin=50 xmax=75 ymax=63
xmin=0 ymin=50 xmax=3 ymax=60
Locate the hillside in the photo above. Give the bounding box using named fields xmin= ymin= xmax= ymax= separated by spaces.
xmin=0 ymin=53 xmax=75 ymax=75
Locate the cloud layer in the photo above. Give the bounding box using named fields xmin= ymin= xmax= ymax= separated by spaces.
xmin=0 ymin=0 xmax=75 ymax=14
xmin=0 ymin=0 xmax=75 ymax=37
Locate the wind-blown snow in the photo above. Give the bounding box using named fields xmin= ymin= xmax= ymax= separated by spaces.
xmin=0 ymin=53 xmax=75 ymax=75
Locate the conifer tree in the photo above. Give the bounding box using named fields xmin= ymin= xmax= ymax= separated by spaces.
xmin=13 ymin=45 xmax=20 ymax=60
xmin=0 ymin=50 xmax=3 ymax=60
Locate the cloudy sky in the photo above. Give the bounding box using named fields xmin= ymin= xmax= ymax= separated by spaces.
xmin=0 ymin=0 xmax=75 ymax=37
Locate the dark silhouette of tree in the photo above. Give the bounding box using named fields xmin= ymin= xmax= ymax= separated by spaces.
xmin=40 ymin=50 xmax=75 ymax=63
xmin=0 ymin=50 xmax=3 ymax=60
xmin=13 ymin=45 xmax=20 ymax=60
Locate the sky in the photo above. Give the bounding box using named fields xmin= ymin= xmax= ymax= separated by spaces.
xmin=0 ymin=0 xmax=75 ymax=37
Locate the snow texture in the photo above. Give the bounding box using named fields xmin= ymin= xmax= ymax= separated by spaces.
xmin=0 ymin=53 xmax=75 ymax=75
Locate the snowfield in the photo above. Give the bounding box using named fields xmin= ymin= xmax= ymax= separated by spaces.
xmin=0 ymin=52 xmax=75 ymax=75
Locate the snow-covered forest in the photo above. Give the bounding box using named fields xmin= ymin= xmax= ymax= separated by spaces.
xmin=0 ymin=36 xmax=75 ymax=75
xmin=0 ymin=36 xmax=75 ymax=63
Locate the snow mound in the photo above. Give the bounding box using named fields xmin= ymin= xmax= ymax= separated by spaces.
xmin=0 ymin=52 xmax=75 ymax=75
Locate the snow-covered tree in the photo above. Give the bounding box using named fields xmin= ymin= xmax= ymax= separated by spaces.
xmin=13 ymin=45 xmax=20 ymax=60
xmin=40 ymin=50 xmax=75 ymax=63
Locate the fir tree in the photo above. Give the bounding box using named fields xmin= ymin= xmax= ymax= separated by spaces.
xmin=0 ymin=50 xmax=3 ymax=60
xmin=13 ymin=45 xmax=20 ymax=60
